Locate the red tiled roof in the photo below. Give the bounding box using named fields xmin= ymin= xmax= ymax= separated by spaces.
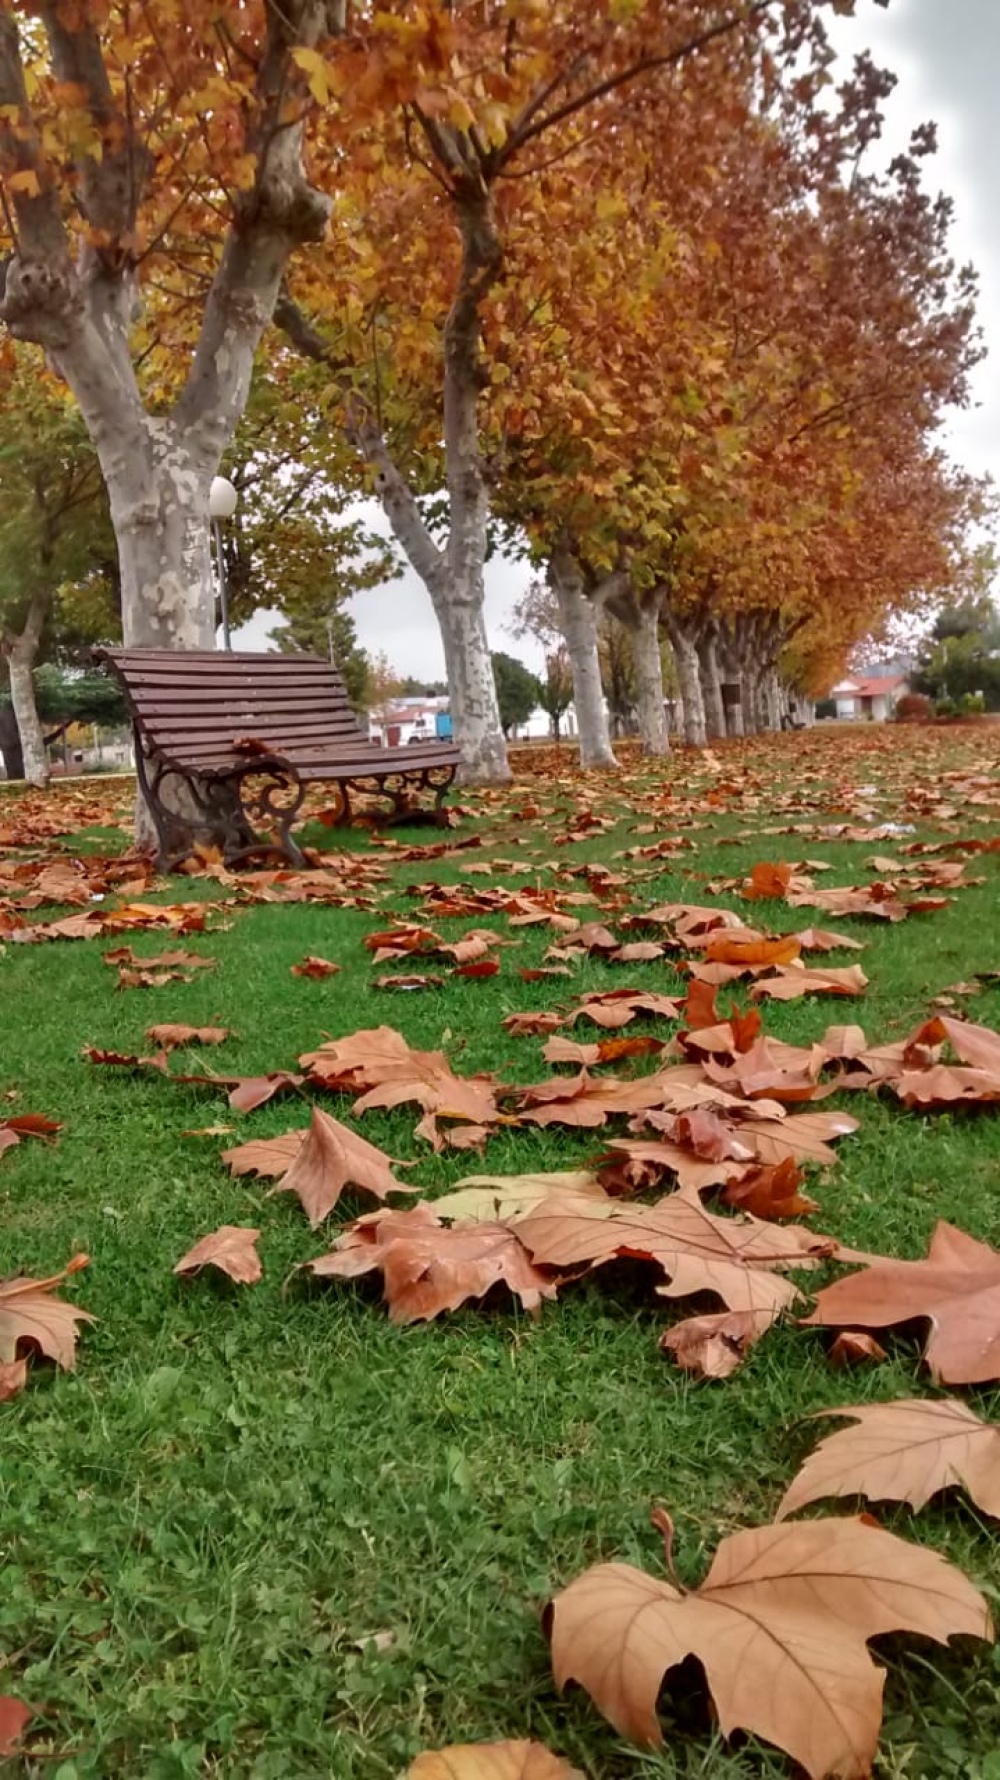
xmin=855 ymin=675 xmax=908 ymax=698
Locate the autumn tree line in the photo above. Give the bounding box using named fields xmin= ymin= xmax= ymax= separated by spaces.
xmin=0 ymin=0 xmax=991 ymax=790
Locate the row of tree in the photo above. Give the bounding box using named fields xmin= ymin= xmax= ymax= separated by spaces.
xmin=0 ymin=2 xmax=992 ymax=806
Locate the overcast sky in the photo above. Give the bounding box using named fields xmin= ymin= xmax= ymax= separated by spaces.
xmin=236 ymin=0 xmax=998 ymax=677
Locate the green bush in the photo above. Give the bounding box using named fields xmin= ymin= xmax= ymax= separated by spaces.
xmin=958 ymin=692 xmax=986 ymax=716
xmin=935 ymin=695 xmax=959 ymax=718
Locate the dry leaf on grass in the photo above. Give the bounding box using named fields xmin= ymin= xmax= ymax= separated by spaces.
xmin=805 ymin=1221 xmax=1000 ymax=1384
xmin=307 ymin=1202 xmax=560 ymax=1322
xmin=290 ymin=956 xmax=341 ymax=978
xmin=721 ymin=1159 xmax=820 ymax=1221
xmin=566 ymin=990 xmax=682 ymax=1030
xmin=0 ymin=1254 xmax=94 ymax=1370
xmin=431 ymin=1171 xmax=611 ymax=1224
xmin=750 ymin=964 xmax=868 ymax=1002
xmin=174 ymin=1225 xmax=262 ymax=1285
xmin=702 ymin=932 xmax=801 ymax=967
xmin=660 ymin=1308 xmax=772 ymax=1379
xmin=829 ymin=1332 xmax=888 ymax=1369
xmin=269 ymin=1107 xmax=415 ymax=1228
xmin=0 ymin=1697 xmax=33 ymax=1758
xmin=0 ymin=1358 xmax=28 ymax=1401
xmin=778 ymin=1398 xmax=1000 ymax=1520
xmin=515 ymin=1193 xmax=826 ymax=1320
xmin=548 ymin=1510 xmax=993 ymax=1778
xmin=406 ymin=1741 xmax=584 ymax=1779
xmin=145 ymin=1025 xmax=231 ymax=1050
xmin=223 ymin=1130 xmax=305 ymax=1178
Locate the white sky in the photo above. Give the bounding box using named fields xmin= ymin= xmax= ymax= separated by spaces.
xmin=236 ymin=0 xmax=997 ymax=677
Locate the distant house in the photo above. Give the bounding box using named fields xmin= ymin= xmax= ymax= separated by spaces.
xmin=830 ymin=673 xmax=909 ymax=723
xmin=367 ymin=696 xmax=450 ymax=747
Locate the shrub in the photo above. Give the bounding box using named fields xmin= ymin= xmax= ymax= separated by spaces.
xmin=935 ymin=696 xmax=959 ymax=719
xmin=894 ymin=692 xmax=933 ymax=723
xmin=959 ymin=692 xmax=986 ymax=716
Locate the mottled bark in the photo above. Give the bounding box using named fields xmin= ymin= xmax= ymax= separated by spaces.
xmin=665 ymin=620 xmax=706 ymax=746
xmin=7 ymin=655 xmax=47 ymax=785
xmin=698 ymin=632 xmax=727 ymax=740
xmin=633 ymin=598 xmax=669 ymax=755
xmin=549 ymin=549 xmax=618 ymax=769
xmin=1 ymin=589 xmax=50 ymax=785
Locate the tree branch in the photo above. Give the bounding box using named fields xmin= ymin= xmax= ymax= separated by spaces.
xmin=500 ymin=1 xmax=776 ymax=168
xmin=173 ymin=0 xmax=337 ymax=445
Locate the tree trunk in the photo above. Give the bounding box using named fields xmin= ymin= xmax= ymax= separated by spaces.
xmin=741 ymin=667 xmax=761 ymax=733
xmin=698 ymin=632 xmax=727 ymax=740
xmin=548 ymin=551 xmax=618 ymax=769
xmin=633 ymin=599 xmax=669 ymax=755
xmin=7 ymin=654 xmax=48 ymax=786
xmin=667 ymin=624 xmax=707 ymax=746
xmin=104 ymin=431 xmax=217 ymax=648
xmin=0 ymin=700 xmax=24 ymax=780
xmin=430 ymin=583 xmax=509 ymax=783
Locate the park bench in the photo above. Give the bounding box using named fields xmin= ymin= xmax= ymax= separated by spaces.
xmin=95 ymin=647 xmax=460 ymax=870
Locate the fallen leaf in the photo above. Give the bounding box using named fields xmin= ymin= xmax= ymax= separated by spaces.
xmin=805 ymin=1221 xmax=1000 ymax=1384
xmin=406 ymin=1741 xmax=584 ymax=1778
xmin=660 ymin=1308 xmax=771 ymax=1379
xmin=0 ymin=1255 xmax=94 ymax=1370
xmin=0 ymin=1697 xmax=33 ymax=1757
xmin=778 ymin=1398 xmax=1000 ymax=1521
xmin=750 ymin=964 xmax=869 ymax=1002
xmin=703 ymin=932 xmax=801 ymax=967
xmin=432 ymin=1171 xmax=611 ymax=1224
xmin=0 ymin=1358 xmax=28 ymax=1401
xmin=145 ymin=1025 xmax=231 ymax=1050
xmin=307 ymin=1202 xmax=560 ymax=1322
xmin=270 ymin=1107 xmax=414 ymax=1227
xmin=548 ymin=1511 xmax=993 ymax=1776
xmin=174 ymin=1225 xmax=262 ymax=1285
xmin=375 ymin=972 xmax=446 ymax=990
xmin=223 ymin=1130 xmax=305 ymax=1177
xmin=290 ymin=955 xmax=341 ymax=978
xmin=721 ymin=1159 xmax=820 ymax=1221
xmin=743 ymin=861 xmax=793 ymax=899
xmin=515 ymin=1193 xmax=826 ymax=1318
xmin=829 ymin=1332 xmax=888 ymax=1369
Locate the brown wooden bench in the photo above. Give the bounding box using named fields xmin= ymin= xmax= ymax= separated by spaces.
xmin=95 ymin=647 xmax=460 ymax=870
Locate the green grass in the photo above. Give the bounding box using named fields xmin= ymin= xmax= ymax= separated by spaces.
xmin=3 ymin=728 xmax=1000 ymax=1777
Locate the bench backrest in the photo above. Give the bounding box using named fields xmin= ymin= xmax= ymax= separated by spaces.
xmin=96 ymin=647 xmax=370 ymax=766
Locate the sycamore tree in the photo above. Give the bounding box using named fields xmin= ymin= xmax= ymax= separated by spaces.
xmin=0 ymin=2 xmax=482 ymax=678
xmin=276 ymin=0 xmax=848 ymax=783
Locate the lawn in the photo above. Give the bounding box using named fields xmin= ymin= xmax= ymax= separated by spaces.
xmin=2 ymin=725 xmax=1000 ymax=1780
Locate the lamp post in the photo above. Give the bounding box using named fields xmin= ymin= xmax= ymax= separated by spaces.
xmin=209 ymin=474 xmax=238 ymax=650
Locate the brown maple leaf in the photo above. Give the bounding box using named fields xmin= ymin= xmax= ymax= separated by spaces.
xmin=0 ymin=1358 xmax=28 ymax=1401
xmin=0 ymin=1254 xmax=94 ymax=1370
xmin=566 ymin=990 xmax=682 ymax=1031
xmin=722 ymin=1159 xmax=819 ymax=1221
xmin=307 ymin=1202 xmax=560 ymax=1322
xmin=750 ymin=964 xmax=869 ymax=1002
xmin=548 ymin=1511 xmax=992 ymax=1776
xmin=743 ymin=860 xmax=793 ymax=899
xmin=223 ymin=1130 xmax=305 ymax=1178
xmin=829 ymin=1331 xmax=888 ymax=1368
xmin=269 ymin=1107 xmax=414 ymax=1227
xmin=290 ymin=955 xmax=341 ymax=978
xmin=406 ymin=1741 xmax=584 ymax=1778
xmin=702 ymin=932 xmax=801 ymax=967
xmin=145 ymin=1025 xmax=231 ymax=1050
xmin=777 ymin=1398 xmax=1000 ymax=1521
xmin=515 ymin=1193 xmax=826 ymax=1317
xmin=804 ymin=1220 xmax=1000 ymax=1383
xmin=175 ymin=1225 xmax=262 ymax=1285
xmin=0 ymin=1698 xmax=33 ymax=1759
xmin=660 ymin=1308 xmax=771 ymax=1379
